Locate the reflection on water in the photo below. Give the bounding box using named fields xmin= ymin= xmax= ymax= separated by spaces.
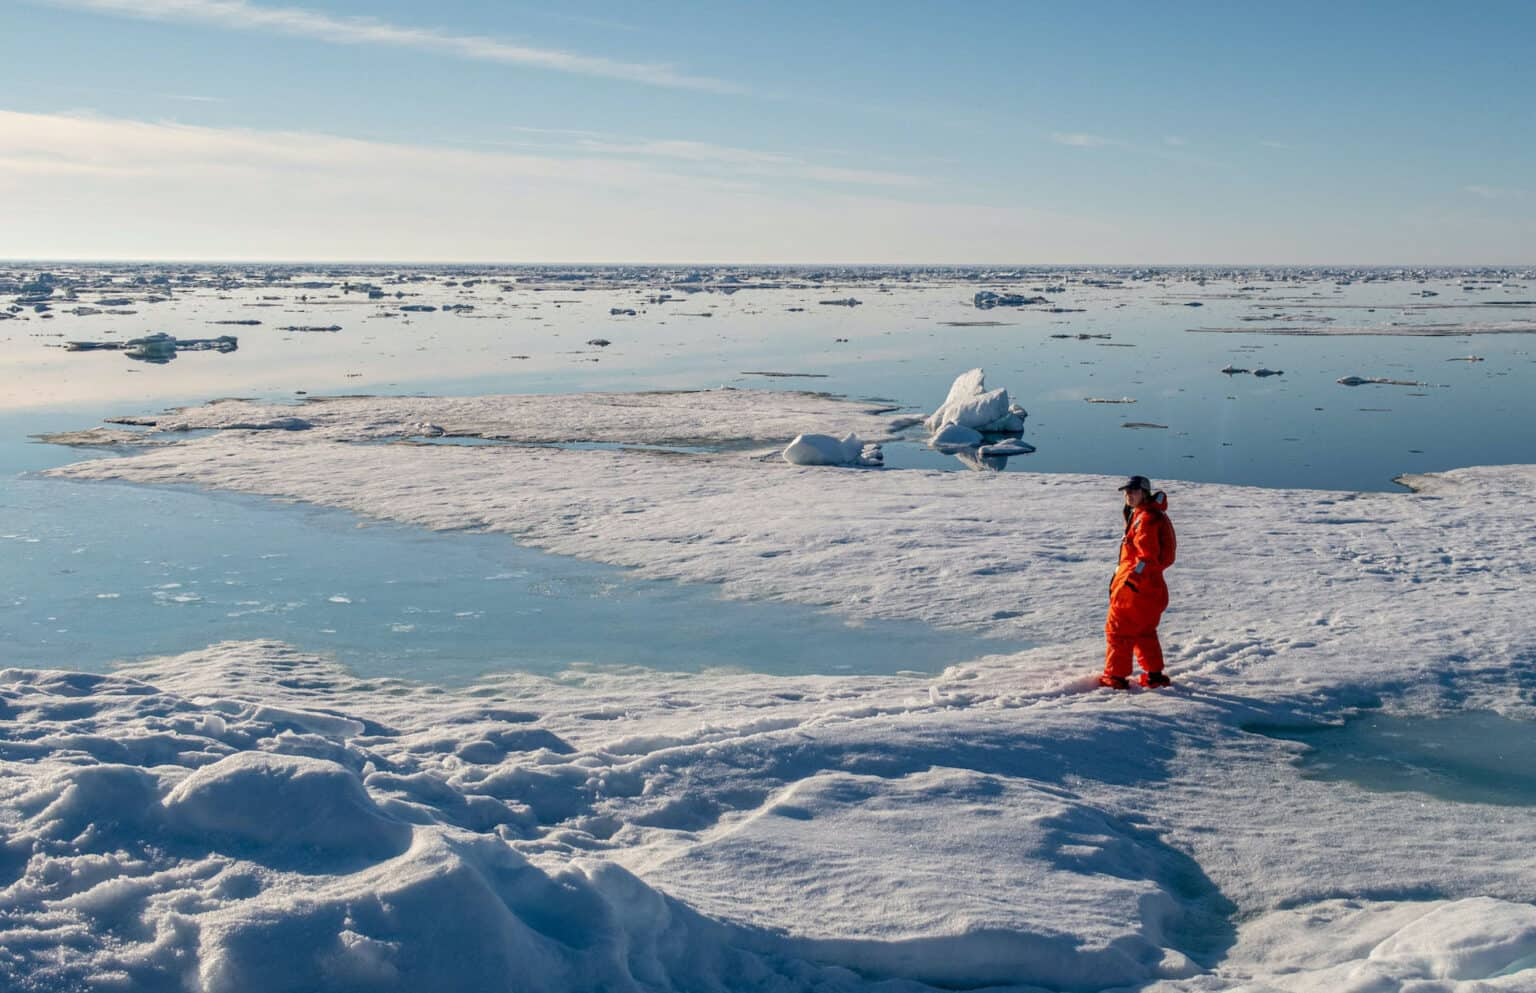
xmin=1249 ymin=711 xmax=1536 ymax=806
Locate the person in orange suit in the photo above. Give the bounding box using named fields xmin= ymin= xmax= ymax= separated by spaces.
xmin=1100 ymin=475 xmax=1176 ymax=690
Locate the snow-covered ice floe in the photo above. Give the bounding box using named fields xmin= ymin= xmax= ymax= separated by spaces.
xmin=10 ymin=388 xmax=1536 ymax=991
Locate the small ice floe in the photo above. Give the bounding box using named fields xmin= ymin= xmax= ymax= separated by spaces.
xmin=409 ymin=422 xmax=446 ymax=437
xmin=1084 ymin=396 xmax=1137 ymax=404
xmin=973 ymin=291 xmax=1048 ymax=309
xmin=64 ymin=333 xmax=238 ymax=363
xmin=977 ymin=439 xmax=1036 ymax=456
xmin=782 ymin=433 xmax=883 ymax=467
xmin=1337 ymin=375 xmax=1426 ymax=387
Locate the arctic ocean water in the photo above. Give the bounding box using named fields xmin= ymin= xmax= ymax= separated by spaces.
xmin=4 ymin=267 xmax=1534 ymax=679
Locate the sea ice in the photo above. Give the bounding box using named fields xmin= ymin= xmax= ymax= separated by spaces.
xmin=11 ymin=388 xmax=1536 ymax=992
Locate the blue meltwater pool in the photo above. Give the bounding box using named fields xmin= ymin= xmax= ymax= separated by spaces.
xmin=1250 ymin=710 xmax=1536 ymax=807
xmin=1 ymin=429 xmax=1022 ymax=683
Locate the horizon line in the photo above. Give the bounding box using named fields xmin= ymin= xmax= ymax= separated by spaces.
xmin=4 ymin=257 xmax=1533 ymax=269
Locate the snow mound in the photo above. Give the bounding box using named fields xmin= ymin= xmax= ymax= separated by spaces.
xmin=648 ymin=767 xmax=1222 ymax=990
xmin=1370 ymin=898 xmax=1536 ymax=983
xmin=0 ymin=646 xmax=1231 ymax=992
xmin=783 ymin=432 xmax=881 ymax=467
xmin=1230 ymin=897 xmax=1536 ymax=991
xmin=162 ymin=752 xmax=411 ymax=859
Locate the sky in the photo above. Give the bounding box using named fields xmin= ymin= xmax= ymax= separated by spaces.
xmin=1 ymin=0 xmax=1532 ymax=264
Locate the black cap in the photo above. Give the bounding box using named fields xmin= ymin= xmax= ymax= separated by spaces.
xmin=1117 ymin=475 xmax=1152 ymax=493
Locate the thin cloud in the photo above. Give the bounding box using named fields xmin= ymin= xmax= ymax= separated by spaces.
xmin=43 ymin=0 xmax=741 ymax=92
xmin=1463 ymin=184 xmax=1528 ymax=200
xmin=0 ymin=109 xmax=1106 ymax=265
xmin=1163 ymin=136 xmax=1187 ymax=147
xmin=579 ymin=138 xmax=796 ymax=166
xmin=575 ymin=137 xmax=924 ymax=187
xmin=1052 ymin=132 xmax=1117 ymax=148
xmin=1260 ymin=139 xmax=1292 ymax=150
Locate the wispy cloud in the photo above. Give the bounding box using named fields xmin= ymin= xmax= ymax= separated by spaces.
xmin=1464 ymin=184 xmax=1528 ymax=200
xmin=574 ymin=138 xmax=924 ymax=187
xmin=1163 ymin=136 xmax=1187 ymax=147
xmin=1051 ymin=132 xmax=1117 ymax=148
xmin=0 ymin=109 xmax=1104 ymax=265
xmin=579 ymin=139 xmax=797 ymax=166
xmin=1259 ymin=139 xmax=1292 ymax=150
xmin=44 ymin=0 xmax=740 ymax=92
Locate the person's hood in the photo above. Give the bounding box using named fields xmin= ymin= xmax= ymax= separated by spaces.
xmin=1124 ymin=490 xmax=1169 ymax=524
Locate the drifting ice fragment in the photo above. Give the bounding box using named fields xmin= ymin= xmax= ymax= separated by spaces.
xmin=783 ymin=433 xmax=880 ymax=467
xmin=1338 ymin=376 xmax=1425 ymax=387
xmin=930 ymin=423 xmax=985 ymax=448
xmin=978 ymin=439 xmax=1037 ymax=456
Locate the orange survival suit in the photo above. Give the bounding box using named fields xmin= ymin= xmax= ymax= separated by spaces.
xmin=1104 ymin=491 xmax=1176 ymax=678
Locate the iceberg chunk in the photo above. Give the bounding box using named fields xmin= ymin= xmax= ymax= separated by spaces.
xmin=784 ymin=432 xmax=870 ymax=466
xmin=924 ymin=369 xmax=1012 ymax=432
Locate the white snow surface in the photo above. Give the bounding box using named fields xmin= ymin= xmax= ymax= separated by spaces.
xmin=102 ymin=388 xmax=903 ymax=448
xmin=9 ymin=388 xmax=1536 ymax=992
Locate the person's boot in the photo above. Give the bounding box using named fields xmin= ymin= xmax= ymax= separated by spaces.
xmin=1097 ymin=674 xmax=1130 ymax=690
xmin=1139 ymin=671 xmax=1172 ymax=688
